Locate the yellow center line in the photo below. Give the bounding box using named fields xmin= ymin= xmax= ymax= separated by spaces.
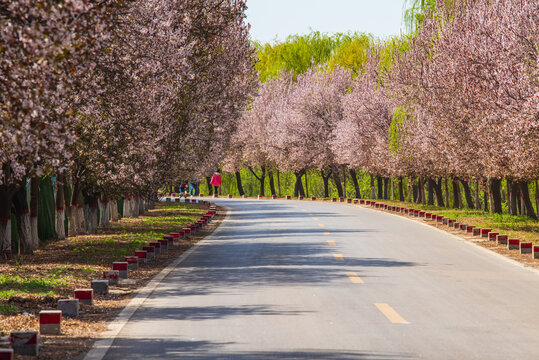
xmin=327 ymin=240 xmax=336 ymax=246
xmin=322 ymin=232 xmax=331 ymax=235
xmin=333 ymin=254 xmax=344 ymax=261
xmin=345 ymin=272 xmax=364 ymax=284
xmin=318 ymin=224 xmax=325 ymax=228
xmin=374 ymin=303 xmax=409 ymax=324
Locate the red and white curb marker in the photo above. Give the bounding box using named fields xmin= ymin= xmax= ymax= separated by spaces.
xmin=91 ymin=280 xmax=109 ymax=295
xmin=508 ymin=239 xmax=520 ymax=250
xmin=481 ymin=229 xmax=492 ymax=237
xmin=124 ymin=256 xmax=139 ymax=270
xmin=298 ymin=196 xmax=304 ymax=200
xmin=272 ymin=195 xmax=277 ymax=199
xmin=496 ymin=234 xmax=508 ymax=245
xmin=158 ymin=239 xmax=169 ymax=252
xmin=135 ymin=250 xmax=148 ymax=264
xmin=142 ymin=246 xmax=155 ymax=260
xmin=534 ymin=245 xmax=539 ymax=259
xmin=488 ymin=232 xmax=499 ymax=241
xmin=286 ymin=195 xmax=291 ymax=200
xmin=258 ymin=195 xmax=263 ymax=200
xmin=9 ymin=331 xmax=39 ymax=356
xmin=0 ymin=348 xmax=14 ymax=360
xmin=149 ymin=242 xmax=161 ymax=255
xmin=113 ymin=261 xmax=129 ymax=278
xmin=39 ymin=310 xmax=62 ymax=335
xmin=74 ymin=289 xmax=94 ymax=305
xmin=103 ymin=270 xmax=120 ymax=285
xmin=228 ymin=194 xmax=233 ymax=198
xmin=58 ymin=299 xmax=79 ymax=317
xmin=520 ymin=242 xmax=532 ymax=254
xmin=473 ymin=228 xmax=481 ymax=236
xmin=311 ymin=197 xmax=317 ymax=201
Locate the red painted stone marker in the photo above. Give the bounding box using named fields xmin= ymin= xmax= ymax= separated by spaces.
xmin=39 ymin=310 xmax=62 ymax=334
xmin=481 ymin=229 xmax=491 ymax=237
xmin=488 ymin=232 xmax=499 ymax=241
xmin=508 ymin=239 xmax=520 ymax=250
xmin=496 ymin=234 xmax=508 ymax=245
xmin=74 ymin=289 xmax=94 ymax=305
xmin=533 ymin=245 xmax=539 ymax=259
xmin=520 ymin=242 xmax=532 ymax=254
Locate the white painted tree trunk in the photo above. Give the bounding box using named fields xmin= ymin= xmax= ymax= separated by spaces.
xmin=87 ymin=204 xmax=98 ymax=234
xmin=111 ymin=201 xmax=119 ymax=221
xmin=56 ymin=208 xmax=66 ymax=240
xmin=77 ymin=205 xmax=86 ymax=235
xmin=30 ymin=215 xmax=39 ymax=249
xmin=18 ymin=212 xmax=34 ymax=253
xmin=123 ymin=197 xmax=131 ymax=218
xmin=0 ymin=219 xmax=11 ymax=255
xmin=67 ymin=205 xmax=78 ymax=236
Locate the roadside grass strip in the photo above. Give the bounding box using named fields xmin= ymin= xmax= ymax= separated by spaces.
xmin=374 ymin=303 xmax=409 ymax=324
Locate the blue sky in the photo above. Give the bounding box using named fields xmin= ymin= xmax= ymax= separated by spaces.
xmin=245 ymin=0 xmax=406 ymax=44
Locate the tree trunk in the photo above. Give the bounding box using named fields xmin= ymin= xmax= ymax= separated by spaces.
xmin=427 ymin=178 xmax=435 ymax=206
xmin=518 ymin=181 xmax=537 ymax=219
xmin=460 ymin=180 xmax=474 ymax=209
xmin=370 ymin=174 xmax=376 ymax=199
xmin=412 ymin=178 xmax=418 ymax=203
xmin=235 ymin=171 xmax=245 ymax=196
xmin=408 ymin=177 xmax=412 ymax=202
xmin=452 ymin=178 xmax=461 ymax=208
xmin=383 ymin=178 xmax=389 ymax=200
xmin=206 ymin=177 xmax=213 ymax=196
xmin=489 ymin=179 xmax=503 ymax=214
xmin=305 ymin=171 xmax=309 ymax=198
xmin=398 ymin=177 xmax=405 ymax=202
xmin=377 ymin=176 xmax=383 ymax=199
xmin=277 ymin=170 xmax=281 ymax=197
xmin=294 ymin=170 xmax=306 ymax=197
xmin=321 ymin=170 xmax=332 ymax=198
xmin=13 ymin=183 xmax=33 ymax=254
xmin=434 ymin=179 xmax=445 ymax=207
xmin=332 ymin=170 xmax=343 ymax=198
xmin=56 ymin=174 xmax=66 ymax=240
xmin=0 ymin=182 xmax=17 ymax=258
xmin=483 ymin=181 xmax=489 ymax=212
xmin=85 ymin=193 xmax=98 ymax=234
xmin=30 ymin=178 xmax=39 ymax=249
xmin=349 ymin=169 xmax=361 ymax=199
xmin=248 ymin=166 xmax=266 ymax=196
xmin=474 ymin=181 xmax=481 ymax=210
xmin=390 ymin=178 xmax=394 ymax=200
xmin=507 ymin=178 xmax=513 ymax=215
xmin=342 ymin=168 xmax=347 ymax=198
xmin=536 ymin=181 xmax=539 ymax=218
xmin=111 ymin=200 xmax=119 ymax=221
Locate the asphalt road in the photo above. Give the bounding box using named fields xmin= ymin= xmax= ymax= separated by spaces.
xmin=102 ymin=198 xmax=539 ymax=359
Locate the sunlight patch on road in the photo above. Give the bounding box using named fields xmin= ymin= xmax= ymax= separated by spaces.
xmin=374 ymin=303 xmax=409 ymax=324
xmin=318 ymin=224 xmax=325 ymax=227
xmin=333 ymin=254 xmax=344 ymax=261
xmin=345 ymin=272 xmax=364 ymax=284
xmin=327 ymin=240 xmax=336 ymax=246
xmin=323 ymin=232 xmax=331 ymax=235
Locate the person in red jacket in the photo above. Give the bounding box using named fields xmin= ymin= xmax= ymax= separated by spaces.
xmin=210 ymin=172 xmax=222 ymax=195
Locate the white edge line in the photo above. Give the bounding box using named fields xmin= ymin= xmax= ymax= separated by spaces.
xmin=83 ymin=203 xmax=231 ymax=360
xmin=357 ymin=205 xmax=539 ymax=278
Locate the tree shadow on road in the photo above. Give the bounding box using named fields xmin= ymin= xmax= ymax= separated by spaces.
xmin=105 ymin=337 xmax=415 ymax=359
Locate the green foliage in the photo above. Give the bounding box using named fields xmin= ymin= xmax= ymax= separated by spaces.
xmin=403 ymin=0 xmax=437 ymax=34
xmin=0 ymin=304 xmax=20 ymax=314
xmin=0 ymin=274 xmax=68 ymax=299
xmin=256 ymin=31 xmax=375 ymax=82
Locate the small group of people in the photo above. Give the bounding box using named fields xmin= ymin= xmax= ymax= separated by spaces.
xmin=174 ymin=172 xmax=222 ymax=197
xmin=176 ymin=178 xmax=199 ymax=196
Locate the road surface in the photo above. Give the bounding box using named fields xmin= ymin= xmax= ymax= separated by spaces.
xmin=102 ymin=198 xmax=539 ymax=359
